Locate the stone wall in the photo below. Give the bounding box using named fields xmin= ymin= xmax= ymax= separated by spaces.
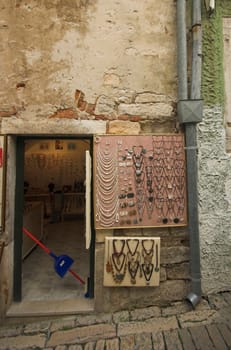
xmin=0 ymin=0 xmax=192 ymax=317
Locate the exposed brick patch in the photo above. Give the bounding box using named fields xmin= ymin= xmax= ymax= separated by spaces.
xmin=49 ymin=108 xmax=78 ymax=119
xmin=75 ymin=89 xmax=95 ymax=115
xmin=0 ymin=107 xmax=17 ymax=118
xmin=94 ymin=114 xmax=113 ymax=121
xmin=118 ymin=114 xmax=144 ymax=122
xmin=117 ymin=114 xmax=129 ymax=121
xmin=130 ymin=115 xmax=143 ymax=122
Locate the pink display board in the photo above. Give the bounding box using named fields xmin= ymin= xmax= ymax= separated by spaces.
xmin=94 ymin=134 xmax=187 ymax=229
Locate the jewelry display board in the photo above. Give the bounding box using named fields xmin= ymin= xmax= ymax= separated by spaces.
xmin=104 ymin=237 xmax=160 ymax=287
xmin=94 ymin=134 xmax=187 ymax=229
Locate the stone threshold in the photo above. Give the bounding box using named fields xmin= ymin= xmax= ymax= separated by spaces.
xmin=6 ymin=298 xmax=94 ymax=318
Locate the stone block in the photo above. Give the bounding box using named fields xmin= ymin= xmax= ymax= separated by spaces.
xmin=0 ymin=334 xmax=46 ymax=350
xmin=118 ymin=315 xmax=178 ymax=336
xmin=108 ymin=120 xmax=140 ymax=135
xmin=140 ymin=120 xmax=175 ymax=134
xmin=0 ymin=325 xmax=23 ymax=338
xmin=135 ymin=93 xmax=173 ymax=104
xmin=75 ymin=313 xmax=112 ymax=327
xmin=116 ymin=90 xmax=136 ymax=104
xmin=119 ymin=335 xmax=135 ymax=350
xmin=95 ymin=95 xmax=117 ymax=115
xmin=152 ymin=331 xmax=165 ymax=350
xmin=105 ymin=338 xmax=119 ymax=350
xmin=166 ymin=262 xmax=190 ymax=280
xmin=135 ymin=333 xmax=152 ymax=349
xmin=162 ymin=301 xmax=191 ymax=317
xmin=178 ymin=309 xmax=218 ymax=328
xmin=95 ymin=339 xmax=105 ymax=350
xmin=130 ymin=306 xmax=161 ymax=321
xmin=47 ymin=324 xmax=116 ymax=347
xmin=164 ymin=329 xmax=183 ymax=350
xmin=160 ymin=267 xmax=167 ymax=282
xmin=55 ymin=345 xmax=67 ymax=350
xmin=222 ymin=292 xmax=231 ymax=306
xmin=112 ymin=310 xmax=130 ymax=323
xmin=160 ymin=246 xmax=190 ymax=264
xmin=50 ymin=318 xmax=76 ymax=333
xmin=118 ymin=103 xmax=173 ymax=118
xmin=24 ymin=320 xmax=51 ymax=334
xmin=69 ymin=345 xmax=82 ymax=350
xmin=1 ymin=118 xmax=107 ymax=135
xmin=84 ymin=342 xmax=95 ymax=350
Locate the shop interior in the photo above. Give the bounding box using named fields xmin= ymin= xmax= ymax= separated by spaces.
xmin=22 ymin=138 xmax=90 ymax=301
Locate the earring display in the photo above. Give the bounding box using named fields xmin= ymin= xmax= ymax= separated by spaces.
xmin=104 ymin=237 xmax=160 ymax=287
xmin=94 ymin=134 xmax=187 ymax=229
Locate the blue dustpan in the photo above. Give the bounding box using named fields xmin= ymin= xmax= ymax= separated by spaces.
xmin=23 ymin=228 xmax=85 ymax=285
xmin=51 ymin=253 xmax=74 ymax=278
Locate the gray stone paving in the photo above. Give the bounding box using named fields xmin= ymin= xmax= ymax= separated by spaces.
xmin=0 ymin=292 xmax=231 ymax=349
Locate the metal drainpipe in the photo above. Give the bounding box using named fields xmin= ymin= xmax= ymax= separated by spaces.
xmin=177 ymin=0 xmax=202 ymax=307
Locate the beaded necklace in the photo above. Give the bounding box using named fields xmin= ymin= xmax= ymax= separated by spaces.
xmin=111 ymin=240 xmax=127 ymax=284
xmin=126 ymin=239 xmax=141 ymax=284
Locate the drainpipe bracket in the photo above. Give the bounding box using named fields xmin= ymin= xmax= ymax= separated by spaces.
xmin=177 ymin=99 xmax=203 ymax=124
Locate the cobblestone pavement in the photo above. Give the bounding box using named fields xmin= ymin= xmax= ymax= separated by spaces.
xmin=0 ymin=292 xmax=231 ymax=349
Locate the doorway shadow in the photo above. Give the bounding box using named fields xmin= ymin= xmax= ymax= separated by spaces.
xmin=22 ymin=219 xmax=88 ymax=301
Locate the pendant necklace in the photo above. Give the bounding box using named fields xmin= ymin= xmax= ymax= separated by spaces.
xmin=141 ymin=239 xmax=154 ymax=285
xmin=111 ymin=239 xmax=127 ymax=284
xmin=126 ymin=239 xmax=141 ymax=284
xmin=155 ymin=243 xmax=160 ymax=272
xmin=106 ymin=240 xmax=112 ymax=273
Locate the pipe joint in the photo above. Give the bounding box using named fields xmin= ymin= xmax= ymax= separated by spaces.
xmin=186 ymin=292 xmax=201 ymax=308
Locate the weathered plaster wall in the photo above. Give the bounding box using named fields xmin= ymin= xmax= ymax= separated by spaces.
xmin=0 ymin=0 xmax=177 ymax=121
xmin=200 ymin=0 xmax=231 ymax=294
xmin=198 ymin=106 xmax=231 ymax=293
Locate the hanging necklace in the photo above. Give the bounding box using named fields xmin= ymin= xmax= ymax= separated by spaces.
xmin=126 ymin=239 xmax=141 ymax=284
xmin=106 ymin=240 xmax=112 ymax=273
xmin=111 ymin=240 xmax=127 ymax=284
xmin=141 ymin=240 xmax=154 ymax=285
xmin=126 ymin=239 xmax=139 ymax=255
xmin=155 ymin=243 xmax=160 ymax=272
xmin=142 ymin=240 xmax=154 ymax=262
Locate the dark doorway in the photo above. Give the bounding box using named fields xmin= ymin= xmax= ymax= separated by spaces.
xmin=13 ymin=136 xmax=94 ymax=306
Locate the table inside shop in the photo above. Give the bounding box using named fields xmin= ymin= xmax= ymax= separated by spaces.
xmin=25 ymin=192 xmax=85 ymax=221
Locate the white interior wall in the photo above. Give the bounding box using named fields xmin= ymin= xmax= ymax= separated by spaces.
xmin=24 ymin=139 xmax=89 ymax=192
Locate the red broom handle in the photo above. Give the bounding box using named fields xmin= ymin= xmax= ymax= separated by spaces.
xmin=69 ymin=269 xmax=85 ymax=285
xmin=23 ymin=227 xmax=85 ymax=285
xmin=23 ymin=227 xmax=51 ymax=255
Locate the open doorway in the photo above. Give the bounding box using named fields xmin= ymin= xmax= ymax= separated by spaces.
xmin=15 ymin=137 xmax=94 ymax=306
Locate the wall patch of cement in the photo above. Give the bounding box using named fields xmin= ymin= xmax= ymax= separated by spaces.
xmin=198 ymin=106 xmax=231 ymax=294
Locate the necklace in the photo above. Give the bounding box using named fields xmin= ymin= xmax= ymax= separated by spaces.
xmin=141 ymin=239 xmax=154 ymax=285
xmin=126 ymin=238 xmax=141 ymax=283
xmin=106 ymin=240 xmax=112 ymax=273
xmin=142 ymin=240 xmax=154 ymax=261
xmin=126 ymin=239 xmax=139 ymax=255
xmin=111 ymin=240 xmax=127 ymax=284
xmin=127 ymin=251 xmax=141 ymax=285
xmin=141 ymin=262 xmax=154 ymax=285
xmin=155 ymin=243 xmax=160 ymax=272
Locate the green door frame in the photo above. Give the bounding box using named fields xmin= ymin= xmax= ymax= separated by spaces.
xmin=13 ymin=135 xmax=95 ymax=302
